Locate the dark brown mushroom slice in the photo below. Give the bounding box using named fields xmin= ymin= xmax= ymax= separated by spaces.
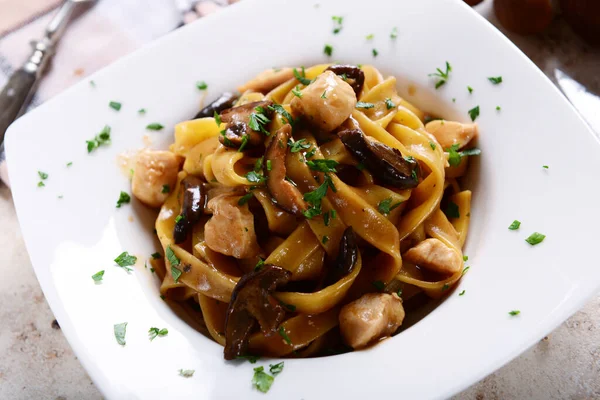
xmin=194 ymin=92 xmax=239 ymax=119
xmin=325 ymin=65 xmax=365 ymax=96
xmin=264 ymin=124 xmax=309 ymax=216
xmin=173 ymin=176 xmax=208 ymax=244
xmin=224 ymin=264 xmax=292 ymax=360
xmin=324 ymin=227 xmax=358 ymax=286
xmin=218 ymin=100 xmax=274 ymax=149
xmin=338 ymin=129 xmax=420 ymax=189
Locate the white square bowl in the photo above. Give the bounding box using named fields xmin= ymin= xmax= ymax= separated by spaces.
xmin=6 ymin=0 xmax=600 ymax=398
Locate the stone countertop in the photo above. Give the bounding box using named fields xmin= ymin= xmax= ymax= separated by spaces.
xmin=1 ymin=2 xmax=599 ymax=399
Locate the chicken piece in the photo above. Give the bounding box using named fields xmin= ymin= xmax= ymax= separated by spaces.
xmin=425 ymin=120 xmax=478 ymax=149
xmin=131 ymin=150 xmax=181 ymax=208
xmin=291 ymin=70 xmax=357 ymax=132
xmin=237 ymin=68 xmax=295 ymax=94
xmin=204 ymin=194 xmax=260 ymax=259
xmin=403 ymin=238 xmax=462 ymax=275
xmin=339 ymin=293 xmax=405 ymax=349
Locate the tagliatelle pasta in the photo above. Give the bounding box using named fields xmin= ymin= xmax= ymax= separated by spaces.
xmin=132 ymin=63 xmax=480 ymax=359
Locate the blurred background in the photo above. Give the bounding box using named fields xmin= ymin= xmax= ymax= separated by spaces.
xmin=0 ymin=0 xmax=598 ymax=398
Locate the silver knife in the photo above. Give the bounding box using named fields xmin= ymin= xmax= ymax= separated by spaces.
xmin=0 ymin=0 xmax=97 ymax=148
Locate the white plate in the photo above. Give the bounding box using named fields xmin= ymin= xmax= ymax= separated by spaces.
xmin=6 ymin=0 xmax=600 ymax=398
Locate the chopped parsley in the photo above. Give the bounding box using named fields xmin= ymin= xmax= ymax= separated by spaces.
xmin=238 ymin=135 xmax=249 ymax=152
xmin=66 ymin=162 xmax=73 ymax=167
xmin=356 ymin=101 xmax=375 ymax=109
xmin=178 ymin=369 xmax=195 ymax=378
xmin=245 ymin=171 xmax=266 ymax=183
xmin=488 ymin=76 xmax=503 ymax=84
xmin=254 ymin=259 xmax=265 ymax=271
xmin=291 ymin=86 xmax=303 ymax=98
xmin=429 ymin=61 xmax=452 ymax=89
xmin=146 ymin=123 xmax=164 ymax=131
xmin=508 ymin=220 xmax=521 ymax=230
xmin=323 ymin=210 xmax=336 ymax=226
xmin=91 ymin=270 xmax=105 ymax=282
xmin=462 ymin=266 xmax=470 ymax=275
xmin=278 ymin=326 xmax=292 ymax=345
xmin=266 ymin=160 xmax=272 ymax=171
xmin=459 ymin=290 xmax=466 ymax=296
xmin=162 ymin=184 xmax=170 ymax=194
xmin=252 ymin=366 xmax=275 ymax=393
xmin=268 ymin=104 xmax=294 ymax=126
xmin=138 ymin=108 xmax=146 ymax=114
xmin=496 ymin=106 xmax=501 ymax=111
xmin=463 ymin=255 xmax=469 ymax=261
xmin=303 ymin=175 xmax=336 ymax=218
xmin=445 ymin=201 xmax=460 ymax=219
xmin=543 ymin=165 xmax=549 ymax=169
xmin=390 ymin=27 xmax=398 ymax=39
xmin=306 ymin=159 xmax=338 ymax=173
xmin=442 ymin=283 xmax=450 ymax=291
xmin=372 ymin=48 xmax=379 ymax=57
xmin=332 ymin=16 xmax=343 ymax=34
xmin=38 ymin=171 xmax=48 ymax=180
xmin=293 ymin=68 xmax=312 ymax=86
xmin=214 ymin=111 xmax=222 ymax=126
xmin=148 ymin=327 xmax=168 ymax=341
xmin=116 ymin=191 xmax=131 ymax=208
xmin=109 ymin=101 xmax=121 ymax=111
xmin=508 ymin=310 xmax=521 ymax=316
xmin=269 ymin=362 xmax=284 ymax=376
xmin=324 ymin=44 xmax=333 ymax=56
xmin=322 ymin=236 xmax=329 ymax=244
xmin=114 ymin=251 xmax=136 ymax=271
xmin=86 ymin=125 xmax=111 ymax=153
xmin=447 ymin=144 xmax=461 ymax=167
xmin=468 ymin=106 xmax=480 ymax=122
xmin=174 ymin=215 xmax=183 ymax=223
xmin=289 ymin=139 xmax=311 ymax=153
xmin=365 ymin=34 xmax=374 ymax=40
xmin=238 ymin=193 xmax=253 ymax=205
xmin=114 ymin=322 xmax=127 ymax=345
xmin=166 ymin=245 xmax=182 ymax=282
xmin=321 ymin=90 xmax=327 ymax=99
xmin=429 ymin=141 xmax=437 ymax=150
xmin=196 ymin=81 xmax=208 ymax=90
xmin=385 ymin=98 xmax=395 ymax=110
xmin=377 ymin=198 xmax=402 ymax=215
xmin=248 ymin=106 xmax=271 ymax=135
xmin=525 ymin=232 xmax=546 ymax=246
xmin=151 ymin=252 xmax=161 ymax=259
xmin=467 ymin=86 xmax=473 ymax=94
xmin=372 ymin=280 xmax=385 ymax=291
xmin=37 ymin=182 xmax=45 ymax=187
xmin=89 ymin=80 xmax=96 ymax=87
xmin=460 ymin=148 xmax=482 ymax=157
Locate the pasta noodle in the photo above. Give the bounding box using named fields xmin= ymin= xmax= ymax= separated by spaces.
xmin=134 ymin=63 xmax=479 ymax=358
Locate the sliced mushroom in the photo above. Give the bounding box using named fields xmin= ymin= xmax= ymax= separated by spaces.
xmin=173 ymin=176 xmax=208 ymax=244
xmin=194 ymin=92 xmax=239 ymax=119
xmin=291 ymin=71 xmax=357 ymax=132
xmin=224 ymin=265 xmax=292 ymax=360
xmin=337 ymin=129 xmax=420 ymax=189
xmin=237 ymin=68 xmax=295 ymax=94
xmin=264 ymin=124 xmax=309 ymax=216
xmin=219 ymin=100 xmax=274 ymax=149
xmin=324 ymin=227 xmax=358 ymax=285
xmin=325 ymin=65 xmax=365 ymax=96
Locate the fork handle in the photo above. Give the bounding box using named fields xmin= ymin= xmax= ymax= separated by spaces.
xmin=0 ymin=68 xmax=38 ymax=145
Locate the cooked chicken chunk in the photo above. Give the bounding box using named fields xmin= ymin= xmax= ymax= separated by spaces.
xmin=204 ymin=194 xmax=260 ymax=259
xmin=403 ymin=238 xmax=462 ymax=275
xmin=131 ymin=150 xmax=181 ymax=208
xmin=237 ymin=68 xmax=295 ymax=93
xmin=425 ymin=120 xmax=478 ymax=149
xmin=291 ymin=70 xmax=357 ymax=132
xmin=339 ymin=293 xmax=405 ymax=349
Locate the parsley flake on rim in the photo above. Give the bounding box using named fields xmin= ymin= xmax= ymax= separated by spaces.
xmin=508 ymin=220 xmax=521 ymax=230
xmin=459 ymin=290 xmax=466 ymax=296
xmin=116 ymin=191 xmax=131 ymax=208
xmin=151 ymin=252 xmax=161 ymax=259
xmin=488 ymin=76 xmax=503 ymax=84
xmin=332 ymin=15 xmax=343 ymax=34
xmin=372 ymin=48 xmax=379 ymax=57
xmin=467 ymin=86 xmax=473 ymax=94
xmin=38 ymin=171 xmax=48 ymax=180
xmin=92 ymin=270 xmax=105 ymax=282
xmin=270 ymin=362 xmax=284 ymax=376
xmin=114 ymin=251 xmax=137 ymax=272
xmin=252 ymin=366 xmax=275 ymax=393
xmin=525 ymin=232 xmax=545 ymax=246
xmin=109 ymin=101 xmax=122 ymax=111
xmin=114 ymin=322 xmax=127 ymax=345
xmin=179 ymin=369 xmax=195 ymax=378
xmin=543 ymin=165 xmax=549 ymax=169
xmin=37 ymin=181 xmax=45 ymax=187
xmin=138 ymin=108 xmax=146 ymax=114
xmin=66 ymin=162 xmax=73 ymax=167
xmin=429 ymin=61 xmax=452 ymax=89
xmin=86 ymin=125 xmax=111 ymax=153
xmin=390 ymin=27 xmax=398 ymax=39
xmin=148 ymin=327 xmax=169 ymax=341
xmin=365 ymin=34 xmax=374 ymax=40
xmin=468 ymin=106 xmax=480 ymax=122
xmin=508 ymin=310 xmax=521 ymax=316
xmin=146 ymin=123 xmax=164 ymax=131
xmin=196 ymin=81 xmax=208 ymax=90
xmin=356 ymin=101 xmax=375 ymax=109
xmin=496 ymin=106 xmax=502 ymax=111
xmin=324 ymin=44 xmax=333 ymax=56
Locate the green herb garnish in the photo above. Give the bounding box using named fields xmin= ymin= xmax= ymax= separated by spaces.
xmin=306 ymin=159 xmax=338 ymax=172
xmin=116 ymin=191 xmax=131 ymax=208
xmin=179 ymin=369 xmax=195 ymax=377
xmin=268 ymin=104 xmax=294 ymax=126
xmin=377 ymin=198 xmax=402 ymax=215
xmin=148 ymin=327 xmax=168 ymax=341
xmin=509 ymin=310 xmax=520 ymax=316
xmin=372 ymin=48 xmax=378 ymax=57
xmin=385 ymin=98 xmax=395 ymax=110
xmin=293 ymin=68 xmax=312 ymax=86
xmin=92 ymin=270 xmax=105 ymax=282
xmin=467 ymin=86 xmax=473 ymax=94
xmin=525 ymin=232 xmax=545 ymax=246
xmin=86 ymin=125 xmax=111 ymax=153
xmin=289 ymin=139 xmax=311 ymax=153
xmin=252 ymin=366 xmax=275 ymax=393
xmin=238 ymin=193 xmax=253 ymax=206
xmin=324 ymin=44 xmax=333 ymax=56
xmin=114 ymin=322 xmax=127 ymax=345
xmin=114 ymin=251 xmax=136 ymax=271
xmin=196 ymin=81 xmax=208 ymax=90
xmin=365 ymin=34 xmax=374 ymax=40
xmin=162 ymin=184 xmax=170 ymax=194
xmin=508 ymin=220 xmax=521 ymax=230
xmin=390 ymin=27 xmax=398 ymax=39
xmin=445 ymin=201 xmax=460 ymax=219
xmin=245 ymin=171 xmax=266 ymax=183
xmin=356 ymin=101 xmax=375 ymax=109
xmin=429 ymin=141 xmax=437 ymax=150
xmin=278 ymin=326 xmax=292 ymax=345
xmin=429 ymin=61 xmax=452 ymax=89
xmin=109 ymin=101 xmax=121 ymax=111
xmin=468 ymin=106 xmax=480 ymax=122
xmin=488 ymin=76 xmax=503 ymax=84
xmin=146 ymin=123 xmax=164 ymax=131
xmin=269 ymin=362 xmax=284 ymax=376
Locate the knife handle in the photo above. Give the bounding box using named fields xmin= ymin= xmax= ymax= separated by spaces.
xmin=0 ymin=68 xmax=37 ymax=146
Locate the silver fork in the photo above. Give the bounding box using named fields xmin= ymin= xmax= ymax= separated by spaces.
xmin=0 ymin=0 xmax=97 ymax=147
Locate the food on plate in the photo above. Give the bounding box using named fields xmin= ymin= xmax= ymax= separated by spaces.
xmin=132 ymin=63 xmax=479 ymax=358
